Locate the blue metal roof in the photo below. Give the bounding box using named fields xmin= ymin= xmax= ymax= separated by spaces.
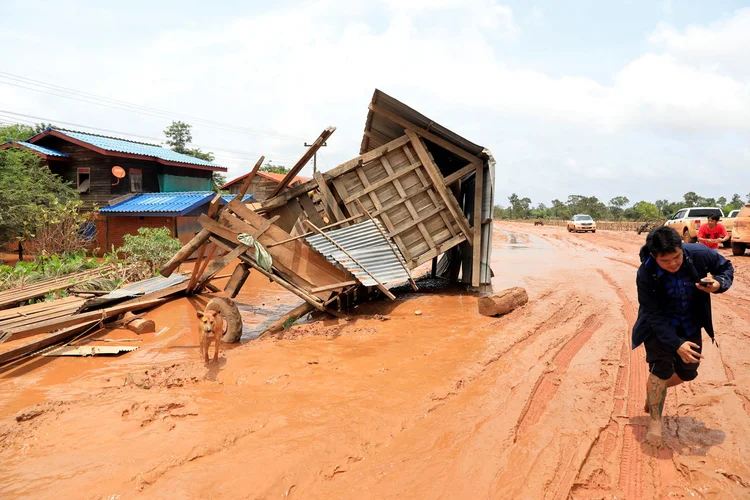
xmin=41 ymin=129 xmax=223 ymax=170
xmin=100 ymin=192 xmax=216 ymax=216
xmin=4 ymin=140 xmax=68 ymax=157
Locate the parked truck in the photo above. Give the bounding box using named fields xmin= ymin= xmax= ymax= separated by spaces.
xmin=662 ymin=207 xmax=731 ymax=246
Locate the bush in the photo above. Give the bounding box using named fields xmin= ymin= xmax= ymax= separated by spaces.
xmin=0 ymin=250 xmax=100 ymax=292
xmin=26 ymin=200 xmax=99 ymax=256
xmin=116 ymin=227 xmax=183 ymax=278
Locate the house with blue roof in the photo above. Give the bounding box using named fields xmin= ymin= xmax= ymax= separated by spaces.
xmin=1 ymin=127 xmax=227 ymax=210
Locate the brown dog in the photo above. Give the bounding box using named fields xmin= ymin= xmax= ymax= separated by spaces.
xmin=196 ymin=309 xmax=223 ymax=363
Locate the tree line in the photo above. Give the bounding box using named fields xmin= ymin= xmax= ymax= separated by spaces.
xmin=495 ymin=192 xmax=750 ymax=221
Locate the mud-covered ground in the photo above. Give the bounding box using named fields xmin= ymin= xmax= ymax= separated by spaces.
xmin=1 ymin=222 xmax=749 ymax=499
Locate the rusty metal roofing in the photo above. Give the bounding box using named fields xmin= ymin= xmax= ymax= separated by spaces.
xmin=361 ymin=89 xmax=486 ymax=157
xmin=79 ymin=274 xmax=188 ymax=311
xmin=305 ymin=219 xmax=410 ymax=288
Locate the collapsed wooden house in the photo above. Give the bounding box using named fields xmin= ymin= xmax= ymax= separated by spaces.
xmin=162 ymin=90 xmax=495 ymax=329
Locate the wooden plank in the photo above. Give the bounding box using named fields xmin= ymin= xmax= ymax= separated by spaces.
xmin=313 ymin=171 xmax=347 ymax=224
xmin=388 ymin=204 xmax=447 ymax=238
xmin=194 ymin=245 xmax=248 ymax=291
xmin=161 ymin=229 xmax=210 ymax=277
xmin=342 ymin=160 xmax=422 ymax=204
xmin=472 ymin=162 xmax=484 ymax=288
xmin=258 ymin=302 xmax=315 ymax=339
xmin=406 ymin=131 xmax=472 ymax=240
xmin=187 ymin=242 xmax=215 ymax=293
xmin=303 ymin=220 xmax=396 ymax=301
xmin=210 ymin=237 xmax=326 ymax=312
xmin=355 ymin=199 xmax=418 ymax=292
xmin=3 ymin=297 xmax=168 ymax=341
xmin=380 ymin=155 xmax=436 ymax=250
xmin=411 ymin=233 xmax=467 ymax=269
xmin=269 ymin=126 xmax=336 ymax=197
xmin=297 ymin=193 xmax=326 ymax=227
xmin=260 ymin=135 xmax=412 ymax=211
xmin=444 ymin=162 xmax=480 ymax=186
xmin=369 ymin=103 xmax=482 ymax=164
xmin=222 ymin=202 xmax=354 ymax=288
xmin=310 ymin=281 xmax=358 ymax=293
xmin=0 ymin=320 xmax=101 ymax=367
xmin=237 ymin=156 xmax=265 ymax=197
xmin=405 ymin=145 xmax=457 ymax=237
xmin=224 ymin=264 xmax=251 ymax=298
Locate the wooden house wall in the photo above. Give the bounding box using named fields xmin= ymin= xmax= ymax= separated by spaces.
xmin=228 ymin=176 xmax=283 ymax=201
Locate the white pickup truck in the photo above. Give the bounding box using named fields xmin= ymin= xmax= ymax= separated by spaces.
xmin=663 ymin=207 xmax=732 ymax=246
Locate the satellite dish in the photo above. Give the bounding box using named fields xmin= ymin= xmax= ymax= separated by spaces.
xmin=112 ymin=166 xmax=126 ymax=179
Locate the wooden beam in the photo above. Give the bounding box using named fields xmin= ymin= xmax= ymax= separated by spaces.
xmin=194 ymin=244 xmax=248 ymax=291
xmin=369 ymin=103 xmax=482 ymax=164
xmin=237 ymin=156 xmax=265 ymax=198
xmin=444 ymin=161 xmax=480 ymax=186
xmin=258 ymin=302 xmax=315 ymax=339
xmin=260 ymin=135 xmax=411 ymax=211
xmin=387 ymin=204 xmax=446 ymax=238
xmin=270 ymin=127 xmax=336 ymax=197
xmin=303 ymin=220 xmax=396 ymax=301
xmin=406 ymin=130 xmax=473 ymax=241
xmin=161 ymin=229 xmax=210 ymax=277
xmin=404 ymin=144 xmax=457 ymax=237
xmin=310 ymin=281 xmax=359 ymax=293
xmin=313 ymin=171 xmax=347 ymax=224
xmin=472 ymin=162 xmax=484 ymax=288
xmin=411 ymin=233 xmax=467 ymax=269
xmin=188 ymin=243 xmax=216 ymax=293
xmin=342 ymin=160 xmax=422 ymax=204
xmin=224 ymin=264 xmax=251 ymax=298
xmin=297 ymin=193 xmax=326 ymax=227
xmin=355 ymin=199 xmax=418 ymax=292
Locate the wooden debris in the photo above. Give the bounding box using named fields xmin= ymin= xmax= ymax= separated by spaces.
xmin=259 ymin=302 xmax=315 ymax=339
xmin=122 ymin=312 xmax=156 ymax=334
xmin=478 ymin=287 xmax=528 ymax=317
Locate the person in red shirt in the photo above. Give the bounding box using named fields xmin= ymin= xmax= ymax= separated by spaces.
xmin=697 ymin=214 xmax=728 ymax=249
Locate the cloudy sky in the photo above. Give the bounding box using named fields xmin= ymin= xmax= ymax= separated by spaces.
xmin=2 ymin=0 xmax=749 ymax=208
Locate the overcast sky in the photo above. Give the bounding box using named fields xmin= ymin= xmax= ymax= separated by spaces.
xmin=2 ymin=0 xmax=749 ymax=207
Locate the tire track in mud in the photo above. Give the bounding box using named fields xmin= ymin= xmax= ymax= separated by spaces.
xmin=514 ymin=314 xmax=602 ymax=440
xmin=572 ymin=270 xmax=651 ymax=498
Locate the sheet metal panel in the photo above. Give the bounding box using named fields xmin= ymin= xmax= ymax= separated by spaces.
xmin=305 ymin=219 xmax=410 ymax=288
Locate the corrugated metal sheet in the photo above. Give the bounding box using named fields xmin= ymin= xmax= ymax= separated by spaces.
xmin=100 ymin=192 xmax=215 ymax=215
xmin=79 ymin=274 xmax=188 ymax=311
xmin=52 ymin=129 xmax=223 ymax=169
xmin=305 ymin=219 xmax=410 ymax=287
xmin=15 ymin=141 xmax=69 ymax=157
xmin=361 ymin=89 xmax=486 ymax=157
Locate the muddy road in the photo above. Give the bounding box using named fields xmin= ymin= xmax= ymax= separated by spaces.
xmin=1 ymin=222 xmax=749 ymax=499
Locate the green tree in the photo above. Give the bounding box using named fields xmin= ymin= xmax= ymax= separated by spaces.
xmin=163 ymin=121 xmax=220 ymax=189
xmin=0 ymin=149 xmax=78 ymax=256
xmin=0 ymin=124 xmax=36 ymax=142
xmin=683 ymin=191 xmax=699 ymax=207
xmin=630 ymin=201 xmax=659 ymax=220
xmin=717 ymin=196 xmax=727 ymax=208
xmin=117 ymin=227 xmax=184 ymax=277
xmin=608 ymin=196 xmax=630 ymax=220
xmin=260 ymin=162 xmax=291 ymax=174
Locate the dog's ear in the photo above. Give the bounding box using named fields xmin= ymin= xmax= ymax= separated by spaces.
xmin=196 ymin=311 xmax=204 ymax=319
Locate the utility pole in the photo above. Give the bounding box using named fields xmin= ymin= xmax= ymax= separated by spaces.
xmin=304 ymin=141 xmax=327 ymax=175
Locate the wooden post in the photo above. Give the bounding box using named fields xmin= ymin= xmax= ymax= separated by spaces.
xmin=303 ymin=220 xmax=396 ymax=300
xmin=313 ymin=171 xmax=347 ymax=224
xmin=431 ymin=257 xmax=438 ymax=279
xmin=269 ymin=127 xmax=336 ymax=197
xmin=258 ymin=302 xmax=315 ymax=339
xmin=237 ymin=156 xmax=265 ymax=198
xmin=161 ymin=229 xmax=210 ymax=277
xmin=472 ymin=161 xmax=484 ymax=288
xmin=224 ymin=263 xmax=251 ymax=298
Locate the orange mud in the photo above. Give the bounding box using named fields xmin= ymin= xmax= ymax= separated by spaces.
xmin=1 ymin=223 xmax=750 ymax=499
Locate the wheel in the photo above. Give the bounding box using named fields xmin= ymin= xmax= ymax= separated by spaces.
xmin=682 ymin=229 xmax=694 ymax=244
xmin=723 ymin=240 xmax=731 ymax=248
xmin=567 ymin=226 xmax=572 ymax=232
xmin=732 ymin=242 xmax=747 ymax=256
xmin=205 ymin=296 xmax=243 ymax=343
xmin=592 ymin=230 xmax=596 ymax=233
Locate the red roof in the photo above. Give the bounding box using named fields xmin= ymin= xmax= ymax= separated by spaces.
xmin=220 ymin=171 xmax=311 ymax=190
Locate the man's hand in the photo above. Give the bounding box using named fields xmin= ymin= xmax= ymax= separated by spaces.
xmin=696 ymin=279 xmax=721 ymax=293
xmin=676 ymin=341 xmax=703 ymax=364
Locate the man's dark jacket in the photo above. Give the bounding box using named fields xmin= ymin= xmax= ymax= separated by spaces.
xmin=632 ymin=243 xmax=734 ymax=351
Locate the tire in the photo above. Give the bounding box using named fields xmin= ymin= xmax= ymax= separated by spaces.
xmin=723 ymin=240 xmax=731 ymax=248
xmin=592 ymin=230 xmax=596 ymax=233
xmin=205 ymin=296 xmax=243 ymax=343
xmin=682 ymin=229 xmax=694 ymax=244
xmin=732 ymin=242 xmax=747 ymax=256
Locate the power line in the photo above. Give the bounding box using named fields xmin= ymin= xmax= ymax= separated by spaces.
xmin=0 ymin=70 xmax=307 ymax=142
xmin=0 ymin=109 xmax=302 ymax=164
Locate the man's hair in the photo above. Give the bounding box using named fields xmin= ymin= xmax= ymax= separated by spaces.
xmin=708 ymin=214 xmax=721 ymax=221
xmin=647 ymin=226 xmax=682 ymax=256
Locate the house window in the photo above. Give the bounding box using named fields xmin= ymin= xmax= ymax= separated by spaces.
xmin=130 ymin=168 xmax=143 ymax=193
xmin=77 ymin=168 xmax=90 ymax=194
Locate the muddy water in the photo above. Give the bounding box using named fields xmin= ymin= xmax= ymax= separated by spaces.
xmin=1 ymin=223 xmax=749 ymax=499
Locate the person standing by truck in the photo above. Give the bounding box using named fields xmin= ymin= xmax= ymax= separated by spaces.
xmin=697 ymin=214 xmax=728 ymax=249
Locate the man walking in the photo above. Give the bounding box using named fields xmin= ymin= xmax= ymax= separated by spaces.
xmin=697 ymin=214 xmax=728 ymax=249
xmin=633 ymin=226 xmax=734 ymax=447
